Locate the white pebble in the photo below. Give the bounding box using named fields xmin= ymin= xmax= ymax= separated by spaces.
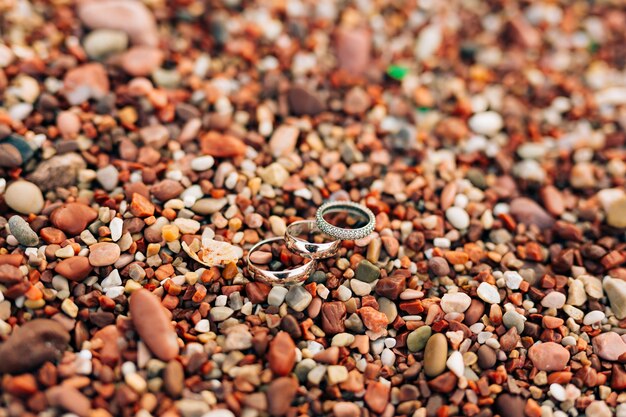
xmin=441 ymin=292 xmax=472 ymax=313
xmin=194 ymin=319 xmax=211 ymax=333
xmin=476 ymin=282 xmax=501 ymax=304
xmin=446 ymin=350 xmax=464 ymax=378
xmin=191 ymin=155 xmax=215 ymax=171
xmin=468 ymin=111 xmax=503 ymax=136
xmin=504 ymin=271 xmax=523 ymax=290
xmin=381 ymin=348 xmax=396 ymax=366
xmin=583 ymin=310 xmax=605 ymax=325
xmin=445 ymin=207 xmax=470 ymax=230
xmin=550 ymin=383 xmax=566 ymax=402
xmin=110 ymin=217 xmax=123 ymax=242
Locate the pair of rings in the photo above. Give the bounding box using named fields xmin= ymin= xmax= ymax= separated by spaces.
xmin=246 ymin=201 xmax=375 ymax=286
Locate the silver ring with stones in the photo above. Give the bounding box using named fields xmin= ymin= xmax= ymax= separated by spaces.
xmin=285 ymin=220 xmax=341 ymax=260
xmin=315 ymin=201 xmax=376 ymax=240
xmin=246 ymin=237 xmax=316 ymax=286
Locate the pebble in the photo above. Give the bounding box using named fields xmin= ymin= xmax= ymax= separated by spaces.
xmin=586 ymin=401 xmax=612 ymax=417
xmin=83 ymin=29 xmax=129 ymax=59
xmin=509 ymin=197 xmax=555 ymax=229
xmin=191 ymin=155 xmax=215 ymax=171
xmin=583 ymin=310 xmax=605 ymax=325
xmin=504 ymin=271 xmax=523 ymax=290
xmin=269 ymin=125 xmax=300 ymax=158
xmin=287 ymin=86 xmax=325 ymax=116
xmin=267 ymin=377 xmax=297 ymax=416
xmin=57 ymin=111 xmax=81 ymax=139
xmin=285 ymin=285 xmax=313 ymax=312
xmin=78 ymin=0 xmax=158 ymax=46
xmin=541 ymin=291 xmax=566 ymax=309
xmin=477 ymin=345 xmax=497 ymax=369
xmin=55 ymin=257 xmax=93 ymax=281
xmin=89 ymin=242 xmax=121 ymax=266
xmin=0 ymin=143 xmax=22 ymax=167
xmin=603 ymin=276 xmax=626 ymax=319
xmin=528 ymin=342 xmax=570 ymax=371
xmin=476 ymin=282 xmax=500 ymax=304
xmin=502 ymin=310 xmax=526 ymax=334
xmin=446 ymin=350 xmax=464 ymax=378
xmin=29 ymin=153 xmax=86 ymax=191
xmin=268 ymin=331 xmax=296 ymax=376
xmin=468 ymin=111 xmax=504 ymax=136
xmin=200 ymin=132 xmax=247 ymax=158
xmin=129 ymin=289 xmax=179 ymax=361
xmin=120 ymin=46 xmax=164 ymax=76
xmin=209 ymin=307 xmax=234 ymax=322
xmin=4 ymin=180 xmax=44 ymax=214
xmin=593 ymin=332 xmax=626 ymax=361
xmin=407 ymin=326 xmax=432 ymax=352
xmin=335 ymin=27 xmax=371 ymax=74
xmin=445 ymin=206 xmax=470 ymax=229
xmin=429 ymin=257 xmax=450 ymax=276
xmin=607 ymin=196 xmax=626 ymax=228
xmin=494 ymin=394 xmax=526 ymax=417
xmin=50 ymin=203 xmax=98 ymax=236
xmin=259 ymin=162 xmax=290 ymax=187
xmin=423 ymin=333 xmax=448 ymax=377
xmin=46 ymin=385 xmax=92 ymax=417
xmin=63 ymin=63 xmax=110 ymax=105
xmin=0 ymin=319 xmax=70 ymax=374
xmin=333 ymin=402 xmax=361 ymax=417
xmin=441 ymin=292 xmax=472 ymax=313
xmin=354 ymin=260 xmax=380 ymax=283
xmin=8 ymin=216 xmax=39 ymax=246
xmin=97 ymin=165 xmax=119 ymax=191
xmin=327 ymin=365 xmax=349 ymax=385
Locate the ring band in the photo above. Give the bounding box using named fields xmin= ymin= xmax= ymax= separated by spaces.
xmin=285 ymin=220 xmax=341 ymax=259
xmin=315 ymin=201 xmax=376 ymax=240
xmin=246 ymin=237 xmax=316 ymax=286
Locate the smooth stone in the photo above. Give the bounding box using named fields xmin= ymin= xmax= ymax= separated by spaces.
xmin=607 ymin=196 xmax=626 ymax=228
xmin=476 ymin=282 xmax=500 ymax=304
xmin=541 ymin=291 xmax=566 ymax=309
xmin=445 ymin=206 xmax=470 ymax=229
xmin=89 ymin=242 xmax=121 ymax=267
xmin=209 ymin=306 xmax=234 ymax=322
xmin=0 ymin=143 xmax=22 ymax=167
xmin=192 ymin=198 xmax=228 ymax=215
xmin=268 ymin=332 xmax=296 ymax=376
xmin=4 ymin=180 xmax=44 ymax=214
xmin=8 ymin=216 xmax=39 ymax=246
xmin=528 ymin=342 xmax=570 ymax=371
xmin=509 ymin=197 xmax=555 ymax=229
xmin=335 ymin=27 xmax=371 ymax=74
xmin=63 ymin=63 xmax=110 ymax=105
xmin=407 ymin=326 xmax=432 ymax=352
xmin=28 ymin=153 xmax=86 ymax=191
xmin=494 ymin=394 xmax=525 ymax=417
xmin=593 ymin=332 xmax=626 ymax=361
xmin=129 ymin=289 xmax=179 ymax=360
xmin=440 ymin=292 xmax=472 ymax=313
xmin=50 ymin=203 xmax=98 ymax=236
xmin=287 ymin=86 xmax=325 ymax=116
xmin=604 ymin=276 xmax=626 ymax=319
xmin=285 ymin=285 xmax=313 ymax=312
xmin=268 ymin=286 xmax=289 ymax=306
xmin=57 ymin=111 xmax=81 ymax=139
xmin=355 ymin=260 xmax=380 ymax=283
xmin=55 ymin=257 xmax=93 ymax=281
xmin=120 ymin=46 xmax=164 ymax=76
xmin=163 ymin=360 xmax=185 ymax=398
xmin=83 ymin=29 xmax=129 ymax=59
xmin=46 ymin=385 xmax=91 ymax=417
xmin=0 ymin=319 xmax=70 ymax=374
xmin=423 ymin=333 xmax=448 ymax=377
xmin=468 ymin=111 xmax=503 ymax=136
xmin=78 ymin=0 xmax=158 ymax=47
xmin=267 ymin=377 xmax=297 ymax=416
xmin=269 ymin=125 xmax=300 ymax=158
xmin=477 ymin=345 xmax=497 ymax=369
xmin=96 ymin=165 xmax=119 ymax=191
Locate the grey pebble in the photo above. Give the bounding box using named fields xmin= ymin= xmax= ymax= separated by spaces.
xmin=8 ymin=215 xmax=39 ymax=246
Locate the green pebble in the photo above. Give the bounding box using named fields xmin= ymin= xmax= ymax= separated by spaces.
xmin=308 ymin=270 xmax=327 ymax=284
xmin=407 ymin=325 xmax=432 ymax=352
xmin=387 ymin=65 xmax=409 ymax=80
xmin=355 ymin=260 xmax=381 ymax=283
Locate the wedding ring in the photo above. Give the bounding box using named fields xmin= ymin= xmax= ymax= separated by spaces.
xmin=285 ymin=220 xmax=341 ymax=259
xmin=315 ymin=201 xmax=376 ymax=240
xmin=246 ymin=237 xmax=316 ymax=286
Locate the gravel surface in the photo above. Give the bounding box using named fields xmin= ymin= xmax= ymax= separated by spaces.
xmin=0 ymin=1 xmax=626 ymax=417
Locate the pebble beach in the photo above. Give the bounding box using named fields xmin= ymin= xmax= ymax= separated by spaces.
xmin=0 ymin=1 xmax=626 ymax=417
